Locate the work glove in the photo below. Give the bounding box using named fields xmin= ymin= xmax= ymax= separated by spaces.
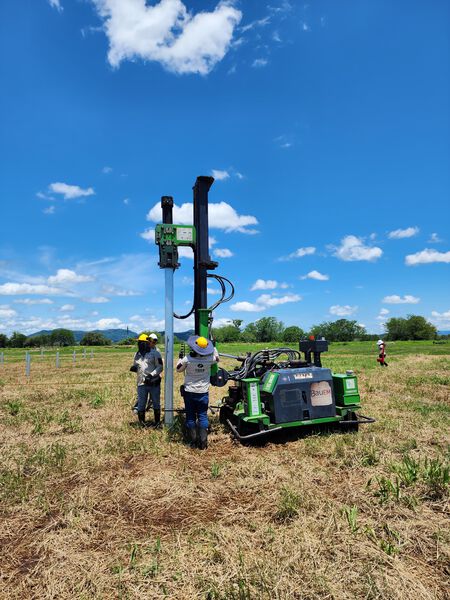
xmin=129 ymin=365 xmax=138 ymax=373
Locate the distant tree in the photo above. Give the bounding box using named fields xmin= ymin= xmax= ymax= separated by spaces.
xmin=50 ymin=328 xmax=75 ymax=347
xmin=24 ymin=334 xmax=51 ymax=347
xmin=213 ymin=324 xmax=241 ymax=343
xmin=310 ymin=319 xmax=366 ymax=342
xmin=385 ymin=315 xmax=437 ymax=341
xmin=80 ymin=332 xmax=111 ymax=346
xmin=9 ymin=331 xmax=27 ymax=348
xmin=245 ymin=317 xmax=284 ymax=343
xmin=232 ymin=319 xmax=243 ymax=330
xmin=0 ymin=333 xmax=8 ymax=347
xmin=118 ymin=337 xmax=138 ymax=345
xmin=282 ymin=326 xmax=305 ymax=343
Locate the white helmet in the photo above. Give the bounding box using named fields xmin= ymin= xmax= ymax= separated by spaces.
xmin=377 ymin=339 xmax=384 ymax=345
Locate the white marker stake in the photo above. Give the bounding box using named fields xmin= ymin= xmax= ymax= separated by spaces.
xmin=73 ymin=350 xmax=76 ymax=365
xmin=56 ymin=351 xmax=60 ymax=368
xmin=0 ymin=352 xmax=4 ymax=365
xmin=26 ymin=352 xmax=31 ymax=378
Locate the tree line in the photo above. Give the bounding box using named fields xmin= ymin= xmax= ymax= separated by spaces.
xmin=0 ymin=314 xmax=441 ymax=348
xmin=0 ymin=330 xmax=112 ymax=348
xmin=211 ymin=315 xmax=439 ymax=343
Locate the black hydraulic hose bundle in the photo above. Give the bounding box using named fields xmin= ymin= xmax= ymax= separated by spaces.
xmin=226 ymin=348 xmax=302 ymax=381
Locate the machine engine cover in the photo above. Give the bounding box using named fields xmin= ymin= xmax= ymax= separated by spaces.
xmin=262 ymin=367 xmax=336 ymax=423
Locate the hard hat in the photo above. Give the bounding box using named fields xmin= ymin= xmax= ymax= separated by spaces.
xmin=187 ymin=334 xmax=214 ymax=356
xmin=148 ymin=333 xmax=158 ymax=341
xmin=377 ymin=339 xmax=384 ymax=345
xmin=137 ymin=333 xmax=150 ymax=342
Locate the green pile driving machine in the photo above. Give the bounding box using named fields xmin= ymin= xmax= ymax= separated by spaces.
xmin=155 ymin=176 xmax=374 ymax=441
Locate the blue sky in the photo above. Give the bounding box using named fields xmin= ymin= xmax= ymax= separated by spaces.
xmin=0 ymin=0 xmax=449 ymax=336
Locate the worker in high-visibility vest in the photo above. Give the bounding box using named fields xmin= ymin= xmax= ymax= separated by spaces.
xmin=377 ymin=339 xmax=388 ymax=367
xmin=176 ymin=335 xmax=219 ymax=449
xmin=130 ymin=333 xmax=163 ymax=427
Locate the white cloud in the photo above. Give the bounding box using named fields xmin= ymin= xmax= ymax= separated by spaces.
xmin=430 ymin=309 xmax=450 ymax=329
xmin=405 ymin=248 xmax=450 ymax=266
xmin=49 ymin=0 xmax=63 ymax=11
xmin=213 ymin=248 xmax=233 ymax=258
xmin=102 ymin=166 xmax=113 ymax=174
xmin=140 ymin=228 xmax=155 ymax=242
xmin=231 ymin=292 xmax=301 ymax=312
xmin=91 ymin=0 xmax=242 ymax=75
xmin=251 ymin=279 xmax=278 ymax=291
xmin=252 ymin=58 xmax=268 ymax=68
xmin=14 ymin=298 xmax=54 ymax=305
xmin=301 ymin=270 xmax=329 ymax=281
xmin=332 ymin=235 xmax=382 ymax=262
xmin=278 ymin=246 xmax=316 ymax=261
xmin=84 ymin=296 xmax=110 ymax=304
xmin=376 ymin=308 xmax=390 ymax=320
xmin=428 ymin=233 xmax=442 ymax=243
xmin=382 ymin=295 xmax=420 ymax=304
xmin=256 ymin=293 xmax=301 ymax=306
xmin=43 ymin=206 xmax=56 ymax=215
xmin=211 ymin=169 xmax=230 ymax=180
xmin=60 ymin=304 xmax=75 ymax=312
xmin=123 ymin=198 xmax=130 ymax=205
xmin=329 ymin=305 xmax=358 ymax=316
xmin=0 ymin=305 xmax=17 ymax=318
xmin=230 ymin=301 xmax=266 ymax=312
xmin=48 ymin=182 xmax=95 ymax=200
xmin=240 ymin=15 xmax=271 ymax=33
xmin=48 ymin=269 xmax=94 ymax=284
xmin=96 ymin=318 xmax=125 ymax=329
xmin=178 ymin=247 xmax=194 ymax=259
xmin=0 ymin=283 xmax=68 ymax=296
xmin=388 ymin=226 xmax=419 ymax=239
xmin=147 ymin=201 xmax=258 ymax=234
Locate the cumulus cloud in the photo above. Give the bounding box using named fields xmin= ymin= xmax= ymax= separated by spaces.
xmin=405 ymin=248 xmax=450 ymax=266
xmin=278 ymin=247 xmax=316 ymax=261
xmin=231 ymin=292 xmax=301 ymax=312
xmin=147 ymin=201 xmax=258 ymax=234
xmin=0 ymin=305 xmax=17 ymax=318
xmin=102 ymin=166 xmax=113 ymax=174
xmin=211 ymin=169 xmax=230 ymax=180
xmin=252 ymin=58 xmax=268 ymax=68
xmin=332 ymin=235 xmax=382 ymax=262
xmin=430 ymin=309 xmax=450 ymax=329
xmin=376 ymin=308 xmax=390 ymax=320
xmin=382 ymin=295 xmax=420 ymax=304
xmin=90 ymin=0 xmax=242 ymax=75
xmin=48 ymin=182 xmax=95 ymax=200
xmin=329 ymin=305 xmax=358 ymax=316
xmin=48 ymin=269 xmax=94 ymax=284
xmin=60 ymin=304 xmax=75 ymax=311
xmin=140 ymin=228 xmax=155 ymax=242
xmin=213 ymin=248 xmax=233 ymax=258
xmin=388 ymin=226 xmax=419 ymax=239
xmin=96 ymin=318 xmax=125 ymax=329
xmin=0 ymin=283 xmax=68 ymax=296
xmin=230 ymin=301 xmax=266 ymax=312
xmin=43 ymin=206 xmax=56 ymax=215
xmin=301 ymin=270 xmax=329 ymax=281
xmin=251 ymin=279 xmax=278 ymax=291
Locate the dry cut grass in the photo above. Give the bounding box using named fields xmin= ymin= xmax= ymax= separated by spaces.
xmin=0 ymin=347 xmax=449 ymax=599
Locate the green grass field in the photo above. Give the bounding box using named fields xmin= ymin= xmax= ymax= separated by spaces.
xmin=0 ymin=341 xmax=449 ymax=599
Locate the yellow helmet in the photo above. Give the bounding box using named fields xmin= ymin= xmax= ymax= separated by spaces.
xmin=137 ymin=333 xmax=150 ymax=342
xmin=196 ymin=336 xmax=209 ymax=348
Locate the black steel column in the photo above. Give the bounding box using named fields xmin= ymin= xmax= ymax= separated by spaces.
xmin=161 ymin=196 xmax=173 ymax=224
xmin=192 ymin=176 xmax=217 ymax=333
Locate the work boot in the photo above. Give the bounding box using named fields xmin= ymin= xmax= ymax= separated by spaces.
xmin=198 ymin=428 xmax=208 ymax=450
xmin=137 ymin=411 xmax=146 ymax=427
xmin=153 ymin=409 xmax=162 ymax=428
xmin=188 ymin=427 xmax=197 ymax=449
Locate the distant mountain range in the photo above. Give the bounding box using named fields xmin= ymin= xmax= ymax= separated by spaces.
xmin=28 ymin=328 xmax=194 ymax=343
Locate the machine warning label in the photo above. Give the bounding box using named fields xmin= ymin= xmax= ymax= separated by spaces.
xmin=345 ymin=378 xmax=356 ymax=390
xmin=294 ymin=373 xmax=313 ymax=380
xmin=249 ymin=383 xmax=260 ymax=415
xmin=176 ymin=227 xmax=193 ymax=242
xmin=310 ymin=381 xmax=332 ymax=406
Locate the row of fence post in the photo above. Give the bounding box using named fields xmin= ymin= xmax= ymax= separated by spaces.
xmin=0 ymin=350 xmax=94 ymax=376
